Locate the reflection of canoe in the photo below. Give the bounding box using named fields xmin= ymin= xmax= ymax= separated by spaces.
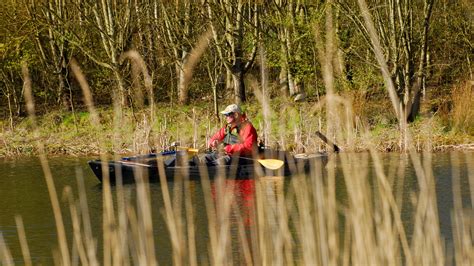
xmin=88 ymin=150 xmax=328 ymax=183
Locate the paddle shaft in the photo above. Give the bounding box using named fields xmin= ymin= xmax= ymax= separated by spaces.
xmin=315 ymin=131 xmax=340 ymax=153
xmin=207 ymin=152 xmax=285 ymax=170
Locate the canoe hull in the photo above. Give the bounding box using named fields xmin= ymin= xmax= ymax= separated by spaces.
xmin=88 ymin=153 xmax=328 ymax=184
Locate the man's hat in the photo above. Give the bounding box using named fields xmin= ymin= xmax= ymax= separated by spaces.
xmin=220 ymin=104 xmax=242 ymax=115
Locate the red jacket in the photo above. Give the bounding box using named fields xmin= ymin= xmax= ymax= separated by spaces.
xmin=209 ymin=117 xmax=258 ymax=156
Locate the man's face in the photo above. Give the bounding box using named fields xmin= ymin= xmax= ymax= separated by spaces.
xmin=225 ymin=112 xmax=237 ymax=124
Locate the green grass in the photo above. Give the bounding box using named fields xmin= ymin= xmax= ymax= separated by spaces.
xmin=1 ymin=98 xmax=472 ymax=157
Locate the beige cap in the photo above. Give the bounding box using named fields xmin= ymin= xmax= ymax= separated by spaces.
xmin=220 ymin=104 xmax=242 ymax=115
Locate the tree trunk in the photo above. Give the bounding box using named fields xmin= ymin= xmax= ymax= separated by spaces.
xmin=58 ymin=47 xmax=70 ymax=108
xmin=279 ymin=66 xmax=289 ymax=97
xmin=406 ymin=0 xmax=434 ymax=122
xmin=8 ymin=97 xmax=13 ymax=129
xmin=178 ymin=51 xmax=189 ymax=104
xmin=113 ymin=69 xmax=126 ymax=105
xmin=232 ymin=69 xmax=246 ymax=104
xmin=207 ymin=0 xmax=258 ymax=104
xmin=90 ymin=0 xmax=131 ymax=107
xmin=226 ymin=69 xmax=233 ymax=94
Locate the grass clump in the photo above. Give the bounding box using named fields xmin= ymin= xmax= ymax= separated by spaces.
xmin=1 ymin=95 xmax=473 ymax=157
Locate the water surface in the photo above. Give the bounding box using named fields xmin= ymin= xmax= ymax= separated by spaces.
xmin=0 ymin=152 xmax=471 ymax=264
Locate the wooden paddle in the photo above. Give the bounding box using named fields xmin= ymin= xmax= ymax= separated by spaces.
xmin=174 ymin=146 xmax=200 ymax=156
xmin=175 ymin=145 xmax=285 ymax=170
xmin=315 ymin=131 xmax=340 ymax=153
xmin=257 ymin=159 xmax=285 ymax=170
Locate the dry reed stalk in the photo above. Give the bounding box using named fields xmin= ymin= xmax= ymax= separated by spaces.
xmin=394 ymin=154 xmax=408 ymax=212
xmin=76 ymin=169 xmax=99 ymax=266
xmin=293 ymin=175 xmax=319 ymax=264
xmin=182 ymin=29 xmax=213 ymax=103
xmin=325 ymin=155 xmax=340 ymax=265
xmin=248 ymin=182 xmax=261 ymax=266
xmin=156 ymin=156 xmax=183 ymax=265
xmin=264 ymin=178 xmax=284 ymax=264
xmin=0 ymin=233 xmax=14 ymax=266
xmin=451 ymin=152 xmax=473 ymax=265
xmin=184 ymin=177 xmax=198 ymax=266
xmin=259 ymin=43 xmax=271 ymax=146
xmin=467 ymin=152 xmax=474 ymax=218
xmin=192 ymin=108 xmax=197 ymax=148
xmin=254 ymin=178 xmax=269 ymax=264
xmin=355 ymin=0 xmax=401 ymax=120
xmin=312 ymin=160 xmax=331 ymax=265
xmin=118 ymin=188 xmax=132 ymax=266
xmin=276 ymin=185 xmax=295 ymax=265
xmin=132 ymin=116 xmax=152 ymax=154
xmin=70 ymin=59 xmax=116 ymax=266
xmin=197 ymin=162 xmax=219 ymax=264
xmin=215 ymin=176 xmax=237 ymax=264
xmin=14 ymin=216 xmax=32 ymax=266
xmin=314 ymin=5 xmax=338 ymax=151
xmin=120 ymin=50 xmax=155 ymax=122
xmin=134 ymin=167 xmax=157 ymax=266
xmin=63 ymin=187 xmax=89 ymax=266
xmin=259 ymin=183 xmax=277 ymax=256
xmin=126 ymin=204 xmax=144 ymax=265
xmin=248 ymin=77 xmax=271 ymax=147
xmin=369 ymin=147 xmax=412 ymax=264
xmin=171 ymin=154 xmax=194 ymax=265
xmin=409 ymin=149 xmax=444 ymax=265
xmin=339 ymin=153 xmax=376 ymax=265
xmin=282 ymin=181 xmax=302 ymax=262
xmin=200 ymin=161 xmax=247 ymax=265
xmin=173 ymin=176 xmax=186 ymax=265
xmin=231 ymin=200 xmax=254 ymax=266
xmin=22 ymin=64 xmax=71 ymax=266
xmin=355 ymin=0 xmax=412 ymax=151
xmin=313 ymin=6 xmax=346 ymax=264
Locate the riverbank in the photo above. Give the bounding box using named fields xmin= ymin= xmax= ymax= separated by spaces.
xmin=1 ymin=99 xmax=472 ymax=158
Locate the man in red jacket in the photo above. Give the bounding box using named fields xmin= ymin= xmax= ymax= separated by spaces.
xmin=206 ymin=104 xmax=258 ymax=165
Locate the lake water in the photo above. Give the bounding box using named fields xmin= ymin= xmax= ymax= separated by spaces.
xmin=0 ymin=152 xmax=471 ymax=265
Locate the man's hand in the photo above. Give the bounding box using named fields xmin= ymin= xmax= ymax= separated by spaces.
xmin=217 ymin=144 xmax=226 ymax=155
xmin=208 ymin=139 xmax=219 ymax=149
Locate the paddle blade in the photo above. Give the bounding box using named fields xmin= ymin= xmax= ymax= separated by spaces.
xmin=187 ymin=148 xmax=199 ymax=156
xmin=257 ymin=159 xmax=284 ymax=170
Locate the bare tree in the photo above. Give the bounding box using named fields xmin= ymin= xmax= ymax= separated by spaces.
xmin=204 ymin=47 xmax=225 ymax=121
xmin=62 ymin=0 xmax=134 ymax=106
xmin=273 ymin=0 xmax=313 ymax=97
xmin=26 ymin=0 xmax=73 ymax=108
xmin=405 ymin=0 xmax=434 ymax=121
xmin=338 ymin=0 xmax=435 ymax=122
xmin=206 ymin=0 xmax=260 ymax=103
xmin=0 ymin=70 xmax=20 ymax=129
xmin=156 ymin=0 xmax=196 ymax=104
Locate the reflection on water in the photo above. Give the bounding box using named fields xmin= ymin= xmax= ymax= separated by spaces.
xmin=0 ymin=152 xmax=471 ymax=264
xmin=0 ymin=157 xmax=104 ymax=265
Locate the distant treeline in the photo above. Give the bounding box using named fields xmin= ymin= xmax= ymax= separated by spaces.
xmin=0 ymin=0 xmax=472 ymax=121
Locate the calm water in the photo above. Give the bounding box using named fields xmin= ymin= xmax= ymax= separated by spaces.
xmin=0 ymin=152 xmax=471 ymax=265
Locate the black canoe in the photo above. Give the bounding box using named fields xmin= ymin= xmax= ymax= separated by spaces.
xmin=88 ymin=150 xmax=328 ymax=183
